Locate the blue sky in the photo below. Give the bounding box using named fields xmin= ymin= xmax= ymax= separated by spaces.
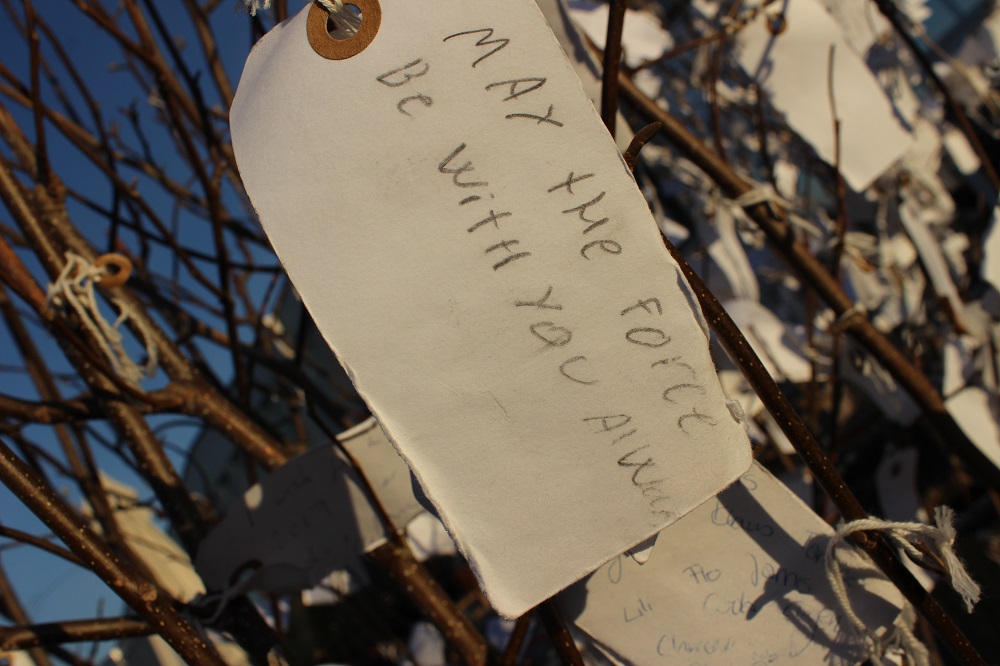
xmin=0 ymin=1 xmax=272 ymax=653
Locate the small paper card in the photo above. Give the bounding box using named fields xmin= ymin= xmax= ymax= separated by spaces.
xmin=732 ymin=0 xmax=912 ymax=191
xmin=558 ymin=463 xmax=905 ymax=665
xmin=194 ymin=422 xmax=423 ymax=593
xmin=231 ymin=0 xmax=751 ymax=616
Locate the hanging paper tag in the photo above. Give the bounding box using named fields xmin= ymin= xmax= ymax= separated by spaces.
xmin=558 ymin=463 xmax=906 ymax=665
xmin=194 ymin=424 xmax=423 ymax=594
xmin=231 ymin=0 xmax=751 ymax=616
xmin=725 ymin=0 xmax=913 ymax=191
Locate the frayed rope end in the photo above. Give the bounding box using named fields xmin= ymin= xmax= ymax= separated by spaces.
xmin=933 ymin=506 xmax=981 ymax=613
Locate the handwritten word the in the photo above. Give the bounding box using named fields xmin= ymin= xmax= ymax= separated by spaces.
xmin=546 ymin=171 xmax=621 ymax=260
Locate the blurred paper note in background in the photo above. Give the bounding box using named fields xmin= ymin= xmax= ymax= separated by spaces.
xmin=559 ymin=463 xmax=905 ymax=665
xmin=734 ymin=0 xmax=913 ymax=191
xmin=195 ymin=418 xmax=423 ymax=594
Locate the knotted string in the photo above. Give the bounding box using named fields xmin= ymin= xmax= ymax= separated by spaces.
xmin=46 ymin=252 xmax=158 ymax=387
xmin=825 ymin=507 xmax=980 ymax=666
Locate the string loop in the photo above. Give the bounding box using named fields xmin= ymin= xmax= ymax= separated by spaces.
xmin=825 ymin=507 xmax=980 ymax=666
xmin=46 ymin=252 xmax=158 ymax=387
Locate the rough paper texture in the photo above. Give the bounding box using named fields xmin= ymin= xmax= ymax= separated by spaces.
xmin=559 ymin=463 xmax=904 ymax=665
xmin=231 ymin=1 xmax=751 ymax=615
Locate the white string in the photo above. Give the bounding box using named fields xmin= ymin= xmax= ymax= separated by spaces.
xmin=733 ymin=183 xmax=793 ymax=210
xmin=825 ymin=507 xmax=981 ymax=666
xmin=830 ymin=303 xmax=868 ymax=330
xmin=244 ymin=0 xmax=344 ymax=17
xmin=46 ymin=252 xmax=158 ymax=387
xmin=726 ymin=183 xmax=824 ymax=239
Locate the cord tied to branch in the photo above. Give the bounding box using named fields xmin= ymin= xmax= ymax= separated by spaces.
xmin=825 ymin=506 xmax=981 ymax=666
xmin=46 ymin=252 xmax=158 ymax=387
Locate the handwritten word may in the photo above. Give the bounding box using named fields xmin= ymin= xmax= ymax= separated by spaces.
xmin=373 ymin=27 xmax=564 ymax=127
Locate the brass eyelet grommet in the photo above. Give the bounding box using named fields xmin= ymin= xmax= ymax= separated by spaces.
xmin=94 ymin=253 xmax=133 ymax=288
xmin=307 ymin=0 xmax=381 ymax=60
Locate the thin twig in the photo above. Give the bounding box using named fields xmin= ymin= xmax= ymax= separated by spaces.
xmin=0 ymin=525 xmax=83 ymax=566
xmin=0 ymin=558 xmax=54 ymax=666
xmin=499 ymin=613 xmax=532 ymax=666
xmin=0 ymin=617 xmax=153 ymax=651
xmin=623 ymin=121 xmax=662 ymax=172
xmin=537 ymin=601 xmax=583 ymax=666
xmin=367 ymin=539 xmax=490 ymax=666
xmin=23 ymin=0 xmax=50 ymax=188
xmin=600 ymin=0 xmax=627 ymax=137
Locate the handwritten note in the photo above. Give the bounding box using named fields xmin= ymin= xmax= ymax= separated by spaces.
xmin=558 ymin=463 xmax=905 ymax=665
xmin=230 ymin=0 xmax=751 ymax=616
xmin=194 ymin=422 xmax=423 ymax=593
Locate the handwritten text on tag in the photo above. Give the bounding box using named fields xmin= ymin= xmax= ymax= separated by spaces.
xmin=230 ymin=0 xmax=751 ymax=616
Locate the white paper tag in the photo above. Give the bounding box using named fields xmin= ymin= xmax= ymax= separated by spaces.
xmin=194 ymin=424 xmax=423 ymax=593
xmin=732 ymin=0 xmax=912 ymax=191
xmin=231 ymin=1 xmax=751 ymax=616
xmin=89 ymin=477 xmax=205 ymax=603
xmin=947 ymin=386 xmax=1000 ymax=474
xmin=339 ymin=417 xmax=427 ymax=523
xmin=558 ymin=463 xmax=905 ymax=665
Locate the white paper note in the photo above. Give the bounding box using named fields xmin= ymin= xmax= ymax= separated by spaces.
xmin=558 ymin=463 xmax=905 ymax=665
xmin=566 ymin=0 xmax=674 ymax=69
xmin=194 ymin=424 xmax=423 ymax=593
xmin=231 ymin=1 xmax=751 ymax=616
xmin=733 ymin=0 xmax=912 ymax=191
xmin=88 ymin=477 xmax=205 ymax=603
xmin=816 ymin=0 xmax=891 ymax=56
xmin=339 ymin=417 xmax=427 ymax=524
xmin=982 ymin=198 xmax=1000 ymax=293
xmin=947 ymin=386 xmax=1000 ymax=473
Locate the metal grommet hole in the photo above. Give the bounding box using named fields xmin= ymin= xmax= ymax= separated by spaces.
xmin=307 ymin=0 xmax=381 ymax=60
xmin=325 ymin=4 xmax=363 ymax=41
xmin=94 ymin=253 xmax=133 ymax=289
